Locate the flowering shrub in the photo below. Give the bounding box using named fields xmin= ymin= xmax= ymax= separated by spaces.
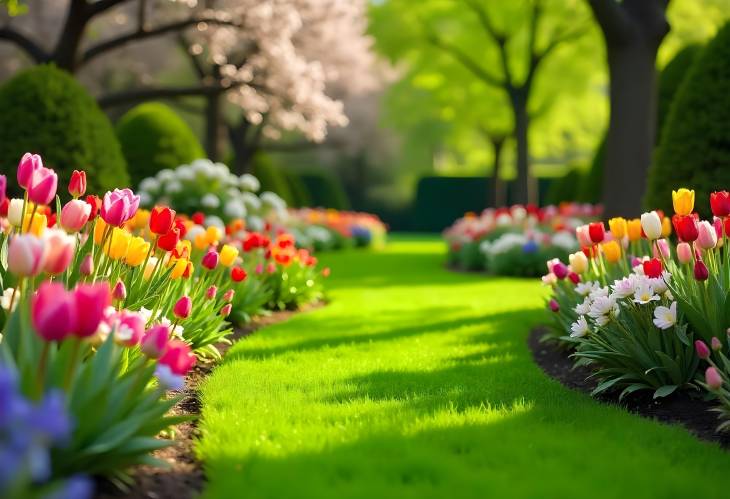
xmin=288 ymin=208 xmax=387 ymax=250
xmin=542 ymin=187 xmax=730 ymax=427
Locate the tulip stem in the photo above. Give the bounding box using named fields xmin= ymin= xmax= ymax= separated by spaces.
xmin=7 ymin=277 xmax=23 ymax=316
xmin=63 ymin=339 xmax=81 ymax=391
xmin=92 ymin=224 xmax=113 ymax=281
xmin=36 ymin=341 xmax=50 ymax=399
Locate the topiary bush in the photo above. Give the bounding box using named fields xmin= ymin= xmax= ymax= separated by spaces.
xmin=298 ymin=168 xmax=351 ymax=211
xmin=646 ymin=24 xmax=730 ymax=218
xmin=0 ymin=64 xmax=128 ymax=195
xmin=116 ymin=102 xmax=205 ymax=188
xmin=656 ymin=44 xmax=702 ymax=143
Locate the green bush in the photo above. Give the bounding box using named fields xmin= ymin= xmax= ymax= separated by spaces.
xmin=116 ymin=102 xmax=204 ymax=188
xmin=544 ymin=167 xmax=585 ymax=205
xmin=283 ymin=169 xmax=312 ymax=208
xmin=0 ymin=64 xmax=128 ymax=195
xmin=646 ymin=23 xmax=730 ymax=217
xmin=252 ymin=154 xmax=295 ymax=205
xmin=298 ymin=168 xmax=351 ymax=210
xmin=657 ymin=44 xmax=702 ymax=142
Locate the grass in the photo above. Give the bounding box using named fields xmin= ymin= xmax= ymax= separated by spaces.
xmin=198 ymin=236 xmax=730 ymax=498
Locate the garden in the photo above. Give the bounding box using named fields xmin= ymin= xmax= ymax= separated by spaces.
xmin=0 ymin=1 xmax=730 ymax=498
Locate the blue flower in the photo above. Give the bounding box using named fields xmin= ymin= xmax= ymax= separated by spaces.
xmin=522 ymin=240 xmax=539 ymax=254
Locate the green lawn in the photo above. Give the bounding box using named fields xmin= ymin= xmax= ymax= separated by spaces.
xmin=198 ymin=236 xmax=730 ymax=498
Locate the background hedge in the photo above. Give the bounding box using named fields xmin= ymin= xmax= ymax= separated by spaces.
xmin=0 ymin=64 xmax=129 ymax=195
xmin=656 ymin=44 xmax=703 ymax=143
xmin=297 ymin=168 xmax=351 ymax=210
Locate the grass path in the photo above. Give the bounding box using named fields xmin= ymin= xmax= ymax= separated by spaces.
xmin=198 ymin=236 xmax=730 ymax=498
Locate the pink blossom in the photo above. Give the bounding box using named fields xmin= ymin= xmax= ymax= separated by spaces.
xmin=101 ymin=188 xmax=140 ymax=227
xmin=32 ymin=282 xmax=77 ymax=341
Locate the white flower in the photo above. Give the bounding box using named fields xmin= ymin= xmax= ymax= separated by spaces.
xmin=649 ymin=277 xmax=668 ymax=295
xmin=155 ymin=364 xmax=185 ymax=391
xmin=551 ymin=231 xmax=578 ymax=251
xmin=570 ymin=316 xmax=590 ymax=338
xmin=589 ymin=296 xmax=619 ymax=326
xmin=139 ymin=192 xmax=152 ymax=207
xmin=223 ymin=199 xmax=246 ymax=220
xmin=165 ymin=180 xmax=183 ymax=194
xmin=239 ymin=174 xmax=261 ymax=192
xmin=575 ymin=281 xmax=598 ymax=296
xmin=612 ymin=276 xmax=636 ymax=299
xmin=1 ymin=288 xmax=17 ymax=312
xmin=653 ymin=302 xmax=677 ymax=330
xmin=541 ymin=273 xmax=557 ymax=286
xmin=574 ymin=298 xmax=591 ymax=315
xmin=201 ymin=193 xmax=221 ymax=209
xmin=633 ymin=282 xmax=660 ymax=305
xmin=241 ymin=192 xmax=262 ymax=212
xmin=139 ymin=177 xmax=160 ymax=193
xmin=588 ymin=286 xmax=609 ymax=300
xmin=138 ymin=307 xmax=154 ymax=324
xmin=205 ymin=216 xmax=225 ymax=230
xmin=176 ymin=166 xmax=195 ymax=181
xmin=496 ymin=213 xmax=512 ymax=226
xmin=157 ymin=169 xmax=174 ymax=182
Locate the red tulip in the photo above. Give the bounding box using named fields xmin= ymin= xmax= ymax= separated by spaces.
xmin=0 ymin=174 xmax=6 ymax=205
xmin=112 ymin=280 xmax=126 ymax=301
xmin=173 ymin=295 xmax=192 ymax=319
xmin=149 ymin=206 xmax=176 ymax=235
xmin=231 ymin=266 xmax=247 ymax=282
xmin=158 ymin=339 xmax=195 ymax=376
xmin=174 ymin=218 xmax=188 ymax=239
xmin=710 ymin=191 xmax=730 ymax=217
xmin=32 ymin=282 xmax=77 ymax=341
xmin=672 ymin=214 xmax=699 ymax=242
xmin=191 ymin=212 xmax=205 ymax=225
xmin=68 ymin=170 xmax=86 ymax=198
xmin=85 ymin=194 xmax=101 ymax=219
xmin=74 ymin=282 xmax=111 ymax=337
xmin=694 ymin=260 xmax=709 ymax=281
xmin=643 ymin=258 xmax=663 ymax=279
xmin=588 ymin=222 xmax=605 ymax=244
xmin=568 ymin=272 xmax=580 ymax=284
xmin=157 ymin=227 xmax=180 ymax=252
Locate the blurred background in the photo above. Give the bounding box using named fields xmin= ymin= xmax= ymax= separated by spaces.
xmin=0 ymin=0 xmax=728 ymax=232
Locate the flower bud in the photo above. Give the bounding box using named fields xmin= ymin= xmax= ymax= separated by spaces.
xmin=676 ymin=242 xmax=693 ymax=264
xmin=80 ymin=254 xmax=94 ymax=276
xmin=173 ymin=295 xmax=192 ymax=319
xmin=706 ymin=367 xmax=723 ymax=391
xmin=206 ymin=285 xmax=217 ymax=300
xmin=549 ymin=299 xmax=559 ymax=313
xmin=694 ymin=260 xmax=709 ymax=281
xmin=223 ymin=289 xmax=235 ymax=303
xmin=220 ymin=303 xmax=232 ymax=317
xmin=695 ymin=340 xmax=710 ymax=360
xmin=112 ymin=280 xmax=126 ymax=301
xmin=640 ymin=211 xmax=662 ymax=240
xmin=711 ymin=336 xmax=723 ymax=352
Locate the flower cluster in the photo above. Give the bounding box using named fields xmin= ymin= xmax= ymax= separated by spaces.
xmin=542 ymin=187 xmax=730 ymax=427
xmin=288 ymin=208 xmax=387 ymax=250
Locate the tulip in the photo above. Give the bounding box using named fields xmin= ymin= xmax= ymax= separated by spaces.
xmin=192 ymin=212 xmax=205 ymax=225
xmin=697 ymin=221 xmax=717 ymax=249
xmin=206 ymin=285 xmax=217 ymax=300
xmin=74 ymin=283 xmax=111 ymax=337
xmin=711 ymin=337 xmax=723 ymax=352
xmin=575 ymin=225 xmax=592 ymax=247
xmin=672 ymin=188 xmax=695 ymax=216
xmin=173 ymin=240 xmax=191 ymax=260
xmin=158 ymin=339 xmax=195 ymax=376
xmin=549 ymin=299 xmax=560 ymax=312
xmin=125 ymin=236 xmax=150 ymax=267
xmin=169 ymin=258 xmax=188 ymax=279
xmin=205 ymin=225 xmax=223 ymax=245
xmin=672 ymin=215 xmax=699 ymax=242
xmin=231 ymin=266 xmax=247 ymax=282
xmin=8 ymin=234 xmax=46 ymax=276
xmin=141 ymin=325 xmax=170 ymax=358
xmin=27 ymin=166 xmax=58 ymax=205
xmin=8 ymin=198 xmax=29 ymax=228
xmin=601 ymin=240 xmax=621 ymax=263
xmin=60 ymin=199 xmax=91 ymax=232
xmin=86 ymin=195 xmax=101 ymax=219
xmin=80 ymin=254 xmax=94 ymax=276
xmin=101 ymin=188 xmax=140 ymax=227
xmin=219 ymin=244 xmax=239 ymax=267
xmin=255 ymin=263 xmax=264 ymax=275
xmin=149 ymin=206 xmax=176 ymax=235
xmin=643 ymin=258 xmax=663 ymax=279
xmin=267 ymin=262 xmax=276 ymax=274
xmin=627 ymin=219 xmax=643 ymax=242
xmin=323 ymin=267 xmax=331 ymax=277
xmin=23 ymin=212 xmax=46 ymax=236
xmin=695 ymin=340 xmax=710 ymax=360
xmin=694 ymin=260 xmax=709 ymax=281
xmin=710 ymin=191 xmax=730 ymax=217
xmin=112 ymin=281 xmax=126 ymax=301
xmin=0 ymin=198 xmax=7 ymax=217
xmin=42 ymin=229 xmax=75 ymax=275
xmin=17 ymin=152 xmax=42 ymax=189
xmin=173 ymin=295 xmax=192 ymax=319
xmin=105 ymin=228 xmax=131 ymax=261
xmin=112 ymin=310 xmax=145 ymax=347
xmin=640 ymin=211 xmax=662 ymax=240
xmin=552 ymin=262 xmax=568 ymax=280
xmin=588 ymin=222 xmax=605 ymax=244
xmin=652 ymin=239 xmax=670 ymax=260
xmin=223 ymin=289 xmax=235 ymax=302
xmin=661 ymin=217 xmax=672 ymax=238
xmin=569 ymin=251 xmax=588 ymax=274
xmin=193 ymin=232 xmax=209 ymax=251
xmin=714 ymin=217 xmax=724 ymax=239
xmin=175 ymin=218 xmax=188 ymax=239
xmin=202 ymin=250 xmax=219 ymax=270
xmin=220 ymin=303 xmax=232 ymax=317
xmin=568 ymin=272 xmax=580 ymax=284
xmin=608 ymin=217 xmax=627 ymax=239
xmin=68 ymin=170 xmax=86 ymax=198
xmin=32 ymin=282 xmax=77 ymax=341
xmin=676 ymin=242 xmax=693 ymax=264
xmin=157 ymin=228 xmax=180 ymax=252
xmin=0 ymin=174 xmax=6 ymax=205
xmin=183 ymin=261 xmax=194 ymax=279
xmin=706 ymin=367 xmax=723 ymax=391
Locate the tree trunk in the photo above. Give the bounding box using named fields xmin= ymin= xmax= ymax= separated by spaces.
xmin=227 ymin=121 xmax=255 ymax=174
xmin=490 ymin=136 xmax=506 ymax=207
xmin=205 ymin=92 xmax=223 ymax=161
xmin=511 ymin=91 xmax=531 ymax=205
xmin=53 ymin=0 xmax=89 ymax=71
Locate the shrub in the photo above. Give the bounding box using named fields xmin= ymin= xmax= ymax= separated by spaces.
xmin=646 ymin=23 xmax=730 ymax=217
xmin=656 ymin=44 xmax=702 ymax=142
xmin=544 ymin=168 xmax=585 ymax=205
xmin=298 ymin=168 xmax=351 ymax=210
xmin=116 ymin=102 xmax=205 ymax=188
xmin=0 ymin=64 xmax=128 ymax=195
xmin=252 ymin=155 xmax=295 ymax=206
xmin=283 ymin=169 xmax=312 ymax=208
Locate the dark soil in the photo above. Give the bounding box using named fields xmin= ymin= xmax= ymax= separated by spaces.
xmin=94 ymin=303 xmax=323 ymax=499
xmin=528 ymin=326 xmax=730 ymax=449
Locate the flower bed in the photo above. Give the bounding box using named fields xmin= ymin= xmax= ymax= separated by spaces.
xmin=444 ymin=203 xmax=601 ymax=276
xmin=542 ymin=188 xmax=730 ymax=433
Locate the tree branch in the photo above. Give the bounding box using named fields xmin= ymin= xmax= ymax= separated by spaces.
xmin=462 ymin=0 xmax=514 ymax=88
xmin=97 ymin=83 xmax=237 ymax=108
xmin=0 ymin=26 xmax=48 ymax=62
xmin=260 ymin=140 xmax=328 ymax=153
xmin=80 ymin=16 xmax=239 ymax=66
xmin=87 ymin=0 xmax=128 ymax=16
xmin=178 ymin=33 xmax=207 ymax=79
xmin=424 ymin=29 xmax=504 ymax=89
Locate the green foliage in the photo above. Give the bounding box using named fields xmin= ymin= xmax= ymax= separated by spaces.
xmin=252 ymin=155 xmax=295 ymax=205
xmin=646 ymin=23 xmax=730 ymax=217
xmin=578 ymin=137 xmax=605 ymax=203
xmin=413 ymin=177 xmax=489 ymax=232
xmin=116 ymin=102 xmax=205 ymax=188
xmin=657 ymin=44 xmax=702 ymax=142
xmin=283 ymin=169 xmax=312 ymax=208
xmin=488 ymin=244 xmax=572 ymax=277
xmin=544 ymin=167 xmax=585 ymax=205
xmin=298 ymin=168 xmax=350 ymax=210
xmin=0 ymin=64 xmax=128 ymax=195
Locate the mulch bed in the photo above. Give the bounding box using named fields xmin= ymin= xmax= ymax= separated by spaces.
xmin=94 ymin=303 xmax=322 ymax=499
xmin=528 ymin=326 xmax=730 ymax=449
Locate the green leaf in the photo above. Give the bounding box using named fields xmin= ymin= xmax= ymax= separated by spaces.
xmin=653 ymin=384 xmax=678 ymax=399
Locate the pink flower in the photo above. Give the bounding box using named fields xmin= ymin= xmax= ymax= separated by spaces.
xmin=32 ymin=282 xmax=77 ymax=341
xmin=74 ymin=283 xmax=111 ymax=337
xmin=552 ymin=262 xmax=569 ymax=280
xmin=8 ymin=234 xmax=46 ymax=276
xmin=694 ymin=260 xmax=709 ymax=281
xmin=711 ymin=337 xmax=723 ymax=351
xmin=27 ymin=165 xmax=58 ymax=205
xmin=255 ymin=263 xmax=264 ymax=275
xmin=101 ymin=188 xmax=140 ymax=227
xmin=17 ymin=152 xmax=42 ymax=189
xmin=60 ymin=200 xmax=91 ymax=232
xmin=0 ymin=174 xmax=6 ymax=205
xmin=201 ymin=250 xmax=219 ymax=270
xmin=576 ymin=225 xmax=592 ymax=247
xmin=79 ymin=254 xmax=94 ymax=276
xmin=112 ymin=280 xmax=126 ymax=301
xmin=223 ymin=289 xmax=235 ymax=303
xmin=42 ymin=229 xmax=76 ymax=275
xmin=220 ymin=303 xmax=232 ymax=317
xmin=676 ymin=242 xmax=693 ymax=264
xmin=697 ymin=221 xmax=718 ymax=250
xmin=140 ymin=325 xmax=170 ymax=358
xmin=706 ymin=367 xmax=723 ymax=391
xmin=205 ymin=285 xmax=217 ymax=300
xmin=159 ymin=339 xmax=196 ymax=375
xmin=549 ymin=299 xmax=560 ymax=312
xmin=173 ymin=295 xmax=192 ymax=319
xmin=653 ymin=239 xmax=670 ymax=260
xmin=113 ymin=310 xmax=145 ymax=347
xmin=695 ymin=340 xmax=710 ymax=360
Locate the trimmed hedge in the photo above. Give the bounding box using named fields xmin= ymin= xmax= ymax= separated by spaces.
xmin=657 ymin=44 xmax=702 ymax=142
xmin=298 ymin=168 xmax=351 ymax=210
xmin=116 ymin=102 xmax=205 ymax=188
xmin=646 ymin=24 xmax=730 ymax=217
xmin=0 ymin=64 xmax=129 ymax=195
xmin=252 ymin=155 xmax=295 ymax=206
xmin=544 ymin=167 xmax=585 ymax=205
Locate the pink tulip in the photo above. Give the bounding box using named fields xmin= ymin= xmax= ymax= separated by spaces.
xmin=697 ymin=221 xmax=718 ymax=250
xmin=101 ymin=188 xmax=140 ymax=227
xmin=255 ymin=263 xmax=264 ymax=275
xmin=549 ymin=299 xmax=559 ymax=312
xmin=42 ymin=229 xmax=75 ymax=275
xmin=141 ymin=325 xmax=170 ymax=358
xmin=552 ymin=262 xmax=569 ymax=280
xmin=79 ymin=254 xmax=94 ymax=276
xmin=220 ymin=303 xmax=232 ymax=317
xmin=27 ymin=166 xmax=58 ymax=205
xmin=576 ymin=225 xmax=592 ymax=247
xmin=676 ymin=242 xmax=693 ymax=264
xmin=8 ymin=234 xmax=46 ymax=276
xmin=223 ymin=289 xmax=235 ymax=303
xmin=206 ymin=285 xmax=217 ymax=300
xmin=201 ymin=250 xmax=219 ymax=270
xmin=17 ymin=152 xmax=41 ymax=189
xmin=568 ymin=272 xmax=580 ymax=284
xmin=695 ymin=340 xmax=710 ymax=360
xmin=74 ymin=283 xmax=111 ymax=337
xmin=653 ymin=239 xmax=670 ymax=260
xmin=60 ymin=200 xmax=91 ymax=232
xmin=706 ymin=367 xmax=723 ymax=391
xmin=711 ymin=337 xmax=723 ymax=351
xmin=267 ymin=262 xmax=276 ymax=274
xmin=113 ymin=310 xmax=145 ymax=347
xmin=159 ymin=339 xmax=196 ymax=375
xmin=0 ymin=174 xmax=6 ymax=205
xmin=714 ymin=217 xmax=724 ymax=240
xmin=32 ymin=282 xmax=77 ymax=341
xmin=173 ymin=295 xmax=192 ymax=319
xmin=694 ymin=260 xmax=709 ymax=281
xmin=112 ymin=281 xmax=126 ymax=301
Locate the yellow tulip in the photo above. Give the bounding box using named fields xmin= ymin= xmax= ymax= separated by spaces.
xmin=627 ymin=219 xmax=642 ymax=242
xmin=205 ymin=226 xmax=223 ymax=245
xmin=601 ymin=240 xmax=622 ymax=263
xmin=169 ymin=257 xmax=188 ymax=279
xmin=174 ymin=240 xmax=191 ymax=259
xmin=220 ymin=244 xmax=239 ymax=267
xmin=23 ymin=213 xmax=46 ymax=236
xmin=661 ymin=217 xmax=672 ymax=238
xmin=608 ymin=217 xmax=627 ymax=239
xmin=143 ymin=256 xmax=159 ymax=281
xmin=133 ymin=209 xmax=150 ymax=230
xmin=568 ymin=251 xmax=588 ymax=274
xmin=94 ymin=218 xmax=107 ymax=244
xmin=125 ymin=236 xmax=150 ymax=267
xmin=105 ymin=228 xmax=131 ymax=260
xmin=194 ymin=232 xmax=209 ymax=250
xmin=672 ymin=188 xmax=695 ymax=216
